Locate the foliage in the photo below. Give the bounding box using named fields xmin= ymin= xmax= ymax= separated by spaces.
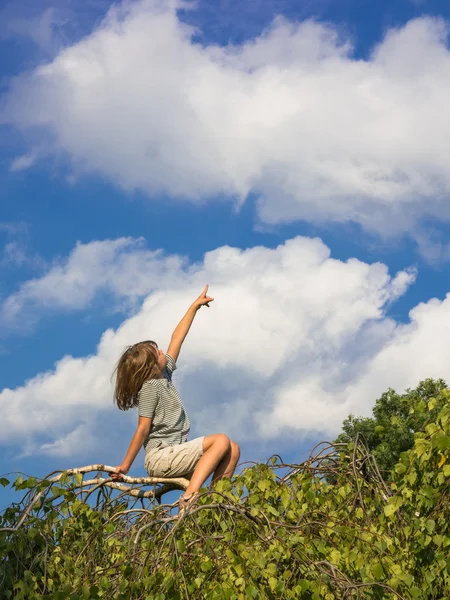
xmin=333 ymin=378 xmax=448 ymax=477
xmin=1 ymin=387 xmax=450 ymax=599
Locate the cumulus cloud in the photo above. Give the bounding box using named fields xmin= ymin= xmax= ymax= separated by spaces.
xmin=0 ymin=236 xmax=186 ymax=332
xmin=0 ymin=234 xmax=424 ymax=459
xmin=2 ymin=1 xmax=450 ymax=235
xmin=27 ymin=423 xmax=97 ymax=458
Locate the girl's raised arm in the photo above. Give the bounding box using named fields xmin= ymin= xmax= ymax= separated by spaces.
xmin=167 ymin=285 xmax=214 ymax=362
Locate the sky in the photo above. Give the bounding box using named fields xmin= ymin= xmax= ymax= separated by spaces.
xmin=2 ymin=0 xmax=450 ymax=509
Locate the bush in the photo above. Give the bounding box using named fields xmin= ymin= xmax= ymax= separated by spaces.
xmin=1 ymin=388 xmax=449 ymax=599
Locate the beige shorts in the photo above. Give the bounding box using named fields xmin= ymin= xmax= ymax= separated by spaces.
xmin=144 ymin=437 xmax=205 ymax=478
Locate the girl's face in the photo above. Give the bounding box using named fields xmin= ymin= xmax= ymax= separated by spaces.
xmin=150 ymin=342 xmax=167 ymax=373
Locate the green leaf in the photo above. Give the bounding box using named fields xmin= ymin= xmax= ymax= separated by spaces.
xmin=384 ymin=496 xmax=403 ymax=517
xmin=400 ymin=573 xmax=414 ymax=587
xmin=60 ymin=472 xmax=70 ymax=485
xmin=406 ymin=470 xmax=417 ymax=485
xmin=426 ymin=519 xmax=435 ymax=534
xmin=434 ymin=434 xmax=450 ymax=450
xmin=372 ymin=563 xmax=383 ymax=579
xmin=415 ymin=438 xmax=431 ymax=457
xmin=268 ymin=577 xmax=278 ymax=591
xmin=281 ymin=488 xmax=290 ymax=509
xmin=257 ymin=480 xmax=270 ymax=492
xmin=266 ymin=505 xmax=279 ymax=517
xmin=0 ymin=477 xmax=10 ymax=487
xmin=200 ymin=559 xmax=213 ymax=572
xmin=329 ymin=549 xmax=341 ymax=564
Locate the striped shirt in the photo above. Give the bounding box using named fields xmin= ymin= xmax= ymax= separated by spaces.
xmin=138 ymin=353 xmax=190 ymax=452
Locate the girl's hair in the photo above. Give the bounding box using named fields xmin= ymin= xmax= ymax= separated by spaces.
xmin=113 ymin=341 xmax=161 ymax=411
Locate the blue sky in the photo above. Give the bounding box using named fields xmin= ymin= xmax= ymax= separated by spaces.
xmin=2 ymin=0 xmax=450 ymax=509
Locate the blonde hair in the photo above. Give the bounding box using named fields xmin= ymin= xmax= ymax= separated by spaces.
xmin=113 ymin=341 xmax=161 ymax=411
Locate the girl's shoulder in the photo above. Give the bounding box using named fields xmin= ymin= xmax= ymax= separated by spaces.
xmin=140 ymin=369 xmax=172 ymax=394
xmin=138 ymin=377 xmax=166 ymax=403
xmin=139 ymin=378 xmax=164 ymax=396
xmin=142 ymin=377 xmax=164 ymax=386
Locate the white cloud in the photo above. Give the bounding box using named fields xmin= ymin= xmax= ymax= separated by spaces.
xmin=0 ymin=221 xmax=45 ymax=271
xmin=256 ymin=292 xmax=450 ymax=437
xmin=0 ymin=234 xmax=426 ymax=460
xmin=2 ymin=1 xmax=450 ymax=235
xmin=6 ymin=7 xmax=60 ymax=53
xmin=28 ymin=423 xmax=96 ymax=458
xmin=343 ymin=296 xmax=450 ymax=407
xmin=0 ymin=1 xmax=111 ymax=56
xmin=9 ymin=152 xmax=39 ymax=172
xmin=1 ymin=242 xmax=28 ymax=267
xmin=0 ymin=236 xmax=186 ymax=331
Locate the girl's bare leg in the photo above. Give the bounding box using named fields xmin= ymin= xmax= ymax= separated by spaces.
xmin=184 ymin=434 xmax=239 ymax=496
xmin=211 ymin=440 xmax=240 ymax=483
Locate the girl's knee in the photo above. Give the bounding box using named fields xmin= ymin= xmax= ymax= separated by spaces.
xmin=204 ymin=433 xmax=231 ymax=454
xmin=230 ymin=440 xmax=240 ymax=459
xmin=215 ymin=433 xmax=231 ymax=453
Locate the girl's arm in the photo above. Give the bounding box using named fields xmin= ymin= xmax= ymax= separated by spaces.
xmin=111 ymin=416 xmax=152 ymax=480
xmin=167 ymin=285 xmax=214 ymax=362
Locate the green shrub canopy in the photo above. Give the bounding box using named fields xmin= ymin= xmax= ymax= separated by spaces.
xmin=1 ymin=381 xmax=449 ymax=599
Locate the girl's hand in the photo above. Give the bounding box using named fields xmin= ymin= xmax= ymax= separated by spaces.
xmin=194 ymin=285 xmax=214 ymax=308
xmin=111 ymin=464 xmax=130 ymax=481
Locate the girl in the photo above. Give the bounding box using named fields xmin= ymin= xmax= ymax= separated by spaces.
xmin=111 ymin=285 xmax=240 ymax=514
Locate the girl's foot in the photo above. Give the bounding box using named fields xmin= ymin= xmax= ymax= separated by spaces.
xmin=177 ymin=492 xmax=199 ymax=517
